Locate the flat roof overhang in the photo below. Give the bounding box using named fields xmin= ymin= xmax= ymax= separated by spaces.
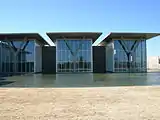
xmin=46 ymin=32 xmax=102 ymax=43
xmin=100 ymin=32 xmax=160 ymax=44
xmin=0 ymin=33 xmax=48 ymax=45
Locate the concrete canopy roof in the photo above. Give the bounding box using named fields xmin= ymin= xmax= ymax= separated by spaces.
xmin=0 ymin=33 xmax=48 ymax=45
xmin=46 ymin=32 xmax=102 ymax=43
xmin=101 ymin=32 xmax=160 ymax=43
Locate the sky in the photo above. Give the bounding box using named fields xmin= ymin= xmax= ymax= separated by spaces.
xmin=0 ymin=0 xmax=160 ymax=56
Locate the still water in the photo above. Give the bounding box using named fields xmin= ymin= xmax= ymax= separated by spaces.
xmin=1 ymin=73 xmax=160 ymax=87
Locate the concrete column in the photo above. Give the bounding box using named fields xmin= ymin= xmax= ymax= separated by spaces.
xmin=105 ymin=41 xmax=114 ymax=72
xmin=145 ymin=39 xmax=147 ymax=72
xmin=35 ymin=40 xmax=42 ymax=73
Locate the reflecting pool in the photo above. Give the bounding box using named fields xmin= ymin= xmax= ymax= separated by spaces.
xmin=1 ymin=73 xmax=160 ymax=87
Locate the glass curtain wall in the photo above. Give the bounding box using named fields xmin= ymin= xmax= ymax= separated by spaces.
xmin=114 ymin=40 xmax=147 ymax=72
xmin=0 ymin=40 xmax=35 ymax=75
xmin=56 ymin=39 xmax=92 ymax=72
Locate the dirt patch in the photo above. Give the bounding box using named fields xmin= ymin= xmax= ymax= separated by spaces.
xmin=0 ymin=86 xmax=160 ymax=120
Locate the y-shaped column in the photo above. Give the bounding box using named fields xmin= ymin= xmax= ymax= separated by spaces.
xmin=118 ymin=39 xmax=139 ymax=72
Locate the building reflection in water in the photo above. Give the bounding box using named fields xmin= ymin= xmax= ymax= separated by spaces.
xmin=55 ymin=73 xmax=93 ymax=87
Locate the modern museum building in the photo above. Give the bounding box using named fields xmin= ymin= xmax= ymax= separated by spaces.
xmin=0 ymin=32 xmax=159 ymax=75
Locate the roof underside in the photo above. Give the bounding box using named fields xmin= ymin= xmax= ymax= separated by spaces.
xmin=0 ymin=33 xmax=48 ymax=45
xmin=101 ymin=32 xmax=160 ymax=43
xmin=46 ymin=32 xmax=102 ymax=43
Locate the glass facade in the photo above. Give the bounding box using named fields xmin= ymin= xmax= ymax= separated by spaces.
xmin=114 ymin=40 xmax=147 ymax=72
xmin=0 ymin=40 xmax=35 ymax=75
xmin=56 ymin=39 xmax=92 ymax=72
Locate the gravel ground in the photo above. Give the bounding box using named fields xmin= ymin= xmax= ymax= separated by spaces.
xmin=0 ymin=86 xmax=160 ymax=120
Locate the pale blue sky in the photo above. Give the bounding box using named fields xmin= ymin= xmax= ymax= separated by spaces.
xmin=0 ymin=0 xmax=160 ymax=56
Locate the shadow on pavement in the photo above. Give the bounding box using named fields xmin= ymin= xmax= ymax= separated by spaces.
xmin=0 ymin=81 xmax=14 ymax=86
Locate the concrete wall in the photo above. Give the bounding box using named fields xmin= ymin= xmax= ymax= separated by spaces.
xmin=105 ymin=42 xmax=114 ymax=72
xmin=92 ymin=46 xmax=106 ymax=73
xmin=42 ymin=46 xmax=56 ymax=74
xmin=35 ymin=43 xmax=42 ymax=73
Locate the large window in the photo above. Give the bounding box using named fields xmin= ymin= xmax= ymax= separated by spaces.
xmin=56 ymin=39 xmax=92 ymax=72
xmin=0 ymin=40 xmax=35 ymax=74
xmin=114 ymin=40 xmax=147 ymax=72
